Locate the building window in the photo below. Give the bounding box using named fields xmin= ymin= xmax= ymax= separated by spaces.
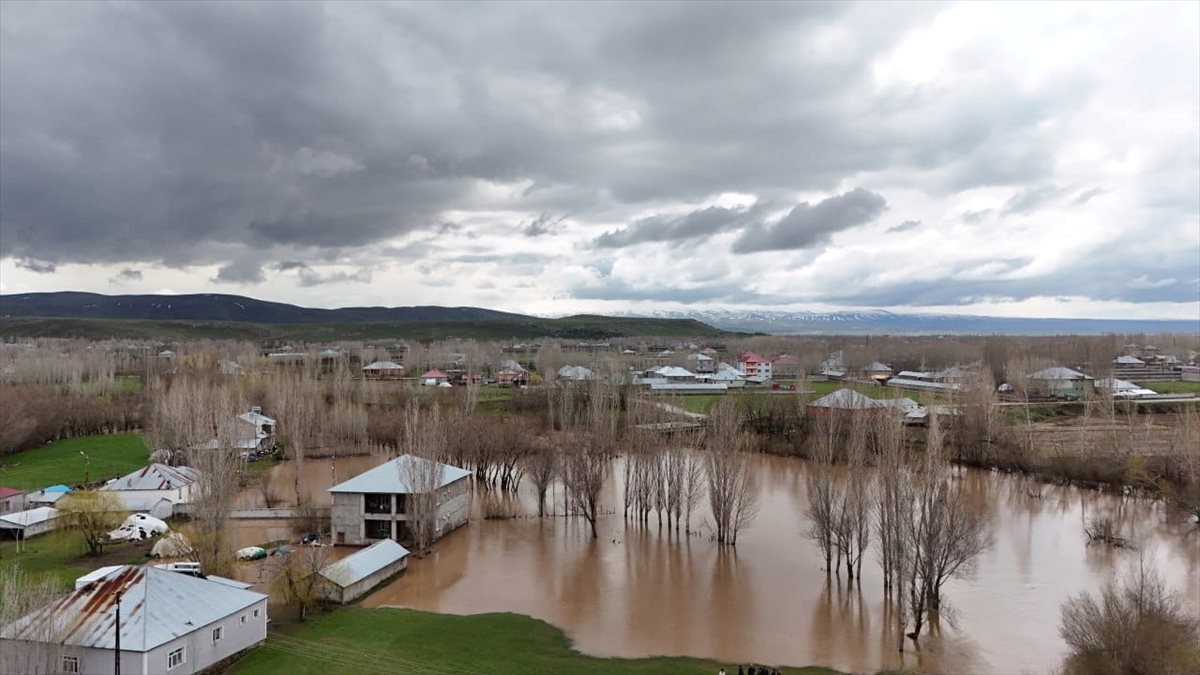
xmin=366 ymin=519 xmax=391 ymax=539
xmin=241 ymin=614 xmax=247 ymax=624
xmin=364 ymin=493 xmax=392 ymax=514
xmin=61 ymin=656 xmax=80 ymax=674
xmin=168 ymin=647 xmax=185 ymax=670
xmin=253 ymin=609 xmax=260 ymax=618
xmin=212 ymin=625 xmax=223 ymax=644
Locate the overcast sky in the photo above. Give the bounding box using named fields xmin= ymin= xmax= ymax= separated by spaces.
xmin=1 ymin=1 xmax=1197 ymax=319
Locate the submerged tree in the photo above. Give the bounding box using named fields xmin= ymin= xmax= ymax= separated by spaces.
xmin=705 ymin=399 xmax=759 ymax=546
xmin=271 ymin=545 xmax=332 ymax=622
xmin=1059 ymin=557 xmax=1200 ymax=675
xmin=400 ymin=400 xmax=448 ymax=555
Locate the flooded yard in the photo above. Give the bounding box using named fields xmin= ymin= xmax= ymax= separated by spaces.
xmin=235 ymin=452 xmax=1199 ymax=673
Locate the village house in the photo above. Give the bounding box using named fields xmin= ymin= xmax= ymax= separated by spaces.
xmin=737 ymin=352 xmax=772 ymax=380
xmin=101 ymin=464 xmax=199 ymax=506
xmin=0 ymin=565 xmax=267 ymax=675
xmin=0 ymin=486 xmax=24 ymax=516
xmin=25 ymin=485 xmax=70 ymax=508
xmin=686 ymin=353 xmax=716 ymax=374
xmin=317 ymin=538 xmax=410 ymax=604
xmin=361 ymin=361 xmax=405 ymax=379
xmin=1027 ymin=367 xmax=1096 ymax=399
xmin=865 ymin=361 xmax=893 ymax=381
xmin=329 ymin=455 xmax=471 ymax=547
xmin=806 ymin=388 xmax=888 ymax=419
xmin=771 ymin=355 xmax=801 ymax=380
xmin=557 ymin=365 xmax=595 ymax=382
xmin=419 ymin=369 xmax=450 ymax=386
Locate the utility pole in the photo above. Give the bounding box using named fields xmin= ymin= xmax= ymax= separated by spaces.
xmin=114 ymin=589 xmax=122 ymax=675
xmin=81 ymin=451 xmax=90 ymax=485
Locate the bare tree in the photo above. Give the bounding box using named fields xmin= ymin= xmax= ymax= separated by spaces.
xmin=0 ymin=565 xmax=72 ymax=675
xmin=806 ymin=411 xmax=840 ymax=573
xmin=1059 ymin=555 xmax=1200 ymax=675
xmin=562 ymin=380 xmax=616 ymax=539
xmin=400 ymin=400 xmax=448 ymax=555
xmin=56 ymin=491 xmax=127 ymax=556
xmin=704 ymin=399 xmax=759 ymax=546
xmin=525 ymin=439 xmax=558 ymax=518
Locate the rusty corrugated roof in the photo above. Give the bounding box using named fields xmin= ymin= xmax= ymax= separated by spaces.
xmin=0 ymin=566 xmax=265 ymax=651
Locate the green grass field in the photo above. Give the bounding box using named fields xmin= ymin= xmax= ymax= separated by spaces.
xmin=227 ymin=606 xmax=838 ymax=675
xmin=0 ymin=434 xmax=149 ymax=492
xmin=1146 ymin=380 xmax=1200 ymax=395
xmin=0 ymin=528 xmax=156 ymax=591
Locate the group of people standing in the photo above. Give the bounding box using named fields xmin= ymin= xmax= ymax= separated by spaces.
xmin=718 ymin=666 xmax=782 ymax=675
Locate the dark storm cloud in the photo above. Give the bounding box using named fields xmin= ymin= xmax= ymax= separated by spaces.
xmin=594 ymin=203 xmax=768 ymax=248
xmin=109 ymin=269 xmax=144 ymax=283
xmin=275 ymin=261 xmax=309 ymax=272
xmin=14 ymin=258 xmax=56 ymax=274
xmin=732 ymin=188 xmax=887 ymax=253
xmin=213 ymin=257 xmax=265 ymax=284
xmin=887 ymin=220 xmax=922 ymax=233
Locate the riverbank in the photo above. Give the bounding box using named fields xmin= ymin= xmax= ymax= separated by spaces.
xmin=223 ymin=606 xmax=841 ymax=675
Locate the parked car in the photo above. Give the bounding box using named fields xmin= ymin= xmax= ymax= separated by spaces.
xmin=299 ymin=533 xmax=320 ymax=545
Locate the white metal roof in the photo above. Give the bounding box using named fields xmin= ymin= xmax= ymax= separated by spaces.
xmin=809 ymin=389 xmax=884 ymax=409
xmin=1028 ymin=367 xmax=1094 ymax=380
xmin=0 ymin=506 xmax=60 ymax=529
xmin=102 ymin=464 xmax=199 ymax=492
xmin=238 ymin=410 xmax=277 ymax=427
xmin=657 ymin=366 xmax=697 ymax=378
xmin=329 ymin=455 xmax=471 ymax=494
xmin=1113 ymin=355 xmax=1145 ymax=365
xmin=557 ymin=365 xmax=594 ymax=380
xmin=362 ymin=361 xmax=404 ymax=370
xmin=0 ymin=566 xmax=265 ymax=652
xmin=25 ymin=489 xmax=66 ymax=504
xmin=319 ymin=539 xmax=410 ymax=588
xmin=75 ymin=566 xmax=124 ymax=590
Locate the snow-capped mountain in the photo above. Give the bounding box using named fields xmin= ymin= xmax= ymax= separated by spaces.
xmin=613 ymin=309 xmax=1198 ymax=336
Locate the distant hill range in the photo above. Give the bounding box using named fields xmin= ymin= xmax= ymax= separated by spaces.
xmin=0 ymin=292 xmax=724 ymax=341
xmin=1 ymin=292 xmax=1195 ymax=339
xmin=0 ymin=291 xmax=529 ymax=324
xmin=620 ymin=309 xmax=1200 ymax=336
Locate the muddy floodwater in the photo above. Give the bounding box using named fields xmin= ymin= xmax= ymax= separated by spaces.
xmin=240 ymin=453 xmax=1199 ymax=674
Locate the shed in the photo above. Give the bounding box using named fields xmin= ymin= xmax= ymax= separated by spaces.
xmin=318 ymin=539 xmax=410 ymax=604
xmin=101 ymin=464 xmax=199 ymax=505
xmin=0 ymin=506 xmax=62 ymax=538
xmin=807 ymin=389 xmax=887 ymax=418
xmin=419 ymin=369 xmax=450 ymax=386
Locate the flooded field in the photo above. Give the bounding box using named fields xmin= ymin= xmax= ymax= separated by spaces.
xmin=336 ymin=451 xmax=1190 ymax=672
xmin=236 ymin=452 xmax=1198 ymax=674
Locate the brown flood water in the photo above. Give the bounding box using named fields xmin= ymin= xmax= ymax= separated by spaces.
xmin=239 ymin=453 xmax=1200 ymax=674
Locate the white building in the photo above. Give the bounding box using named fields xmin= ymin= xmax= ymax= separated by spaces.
xmin=0 ymin=565 xmax=268 ymax=675
xmin=0 ymin=506 xmax=62 ymax=539
xmin=101 ymin=464 xmax=199 ymax=506
xmin=318 ymin=539 xmax=410 ymax=604
xmin=329 ymin=455 xmax=471 ymax=547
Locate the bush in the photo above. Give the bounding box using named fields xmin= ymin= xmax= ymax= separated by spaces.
xmin=1059 ymin=560 xmax=1200 ymax=675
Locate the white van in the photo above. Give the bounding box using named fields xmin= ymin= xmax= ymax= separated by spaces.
xmin=155 ymin=561 xmax=202 ymax=576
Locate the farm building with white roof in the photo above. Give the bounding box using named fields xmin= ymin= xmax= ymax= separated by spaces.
xmin=318 ymin=539 xmax=410 ymax=604
xmin=329 ymin=455 xmax=471 ymax=547
xmin=0 ymin=565 xmax=267 ymax=675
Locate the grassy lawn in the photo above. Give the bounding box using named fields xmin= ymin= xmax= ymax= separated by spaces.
xmin=0 ymin=528 xmax=157 ymax=591
xmin=1145 ymin=380 xmax=1200 ymax=395
xmin=227 ymin=606 xmax=839 ymax=675
xmin=672 ymin=394 xmax=725 ymax=414
xmin=0 ymin=433 xmax=149 ymax=492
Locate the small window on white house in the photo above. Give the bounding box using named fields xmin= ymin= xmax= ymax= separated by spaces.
xmin=253 ymin=609 xmax=260 ymax=618
xmin=241 ymin=614 xmax=247 ymax=624
xmin=212 ymin=626 xmax=223 ymax=643
xmin=168 ymin=647 xmax=185 ymax=670
xmin=61 ymin=656 xmax=80 ymax=674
